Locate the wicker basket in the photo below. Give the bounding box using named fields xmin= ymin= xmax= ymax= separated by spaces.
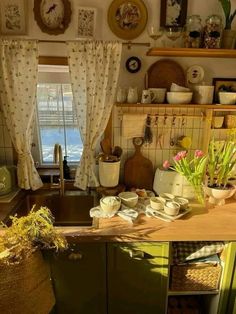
xmin=170 ymin=263 xmax=222 ymax=291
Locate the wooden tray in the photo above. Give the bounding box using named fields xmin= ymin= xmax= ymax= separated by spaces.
xmin=145 ymin=59 xmax=186 ymax=91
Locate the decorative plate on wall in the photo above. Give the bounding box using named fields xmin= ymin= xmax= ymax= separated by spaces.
xmin=34 ymin=0 xmax=72 ymax=35
xmin=107 ymin=0 xmax=148 ymax=40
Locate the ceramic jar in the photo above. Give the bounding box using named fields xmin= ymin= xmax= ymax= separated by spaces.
xmin=184 ymin=15 xmax=203 ymax=48
xmin=127 ymin=87 xmax=139 ymax=103
xmin=203 ymin=15 xmax=223 ymax=49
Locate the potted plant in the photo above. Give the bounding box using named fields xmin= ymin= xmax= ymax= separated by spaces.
xmin=218 ymin=0 xmax=236 ymax=48
xmin=0 ymin=206 xmax=68 ymax=313
xmin=163 ymin=134 xmax=236 ymax=205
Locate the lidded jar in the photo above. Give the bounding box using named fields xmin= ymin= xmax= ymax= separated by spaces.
xmin=203 ymin=15 xmax=223 ymax=49
xmin=184 ymin=15 xmax=203 ymax=48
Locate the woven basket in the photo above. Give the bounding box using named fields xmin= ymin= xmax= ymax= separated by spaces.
xmin=0 ymin=250 xmax=55 ymax=314
xmin=170 ymin=263 xmax=222 ymax=291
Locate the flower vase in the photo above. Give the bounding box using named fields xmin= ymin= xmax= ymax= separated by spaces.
xmin=193 ymin=184 xmax=205 ymax=205
xmin=204 ymin=185 xmax=236 ymax=206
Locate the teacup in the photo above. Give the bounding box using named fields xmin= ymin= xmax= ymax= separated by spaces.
xmin=148 ymin=88 xmax=166 ymax=104
xmin=141 ymin=90 xmax=151 ymax=103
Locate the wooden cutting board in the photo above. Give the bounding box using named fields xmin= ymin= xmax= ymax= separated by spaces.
xmin=145 ymin=59 xmax=185 ymax=91
xmin=124 ymin=137 xmax=154 ymax=190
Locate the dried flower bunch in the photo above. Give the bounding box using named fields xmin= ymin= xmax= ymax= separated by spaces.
xmin=0 ymin=206 xmax=68 ymax=265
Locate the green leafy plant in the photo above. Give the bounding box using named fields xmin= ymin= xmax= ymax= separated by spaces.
xmin=207 ymin=136 xmax=236 ymax=188
xmin=0 ymin=206 xmax=68 ymax=265
xmin=219 ymin=0 xmax=236 ymax=29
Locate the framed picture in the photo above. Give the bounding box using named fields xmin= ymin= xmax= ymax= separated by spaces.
xmin=107 ymin=0 xmax=148 ymax=40
xmin=0 ymin=0 xmax=27 ymax=35
xmin=213 ymin=78 xmax=236 ymax=102
xmin=77 ymin=7 xmax=97 ymax=38
xmin=160 ymin=0 xmax=188 ymax=27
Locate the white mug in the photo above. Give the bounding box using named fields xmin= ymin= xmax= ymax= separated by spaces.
xmin=148 ymin=88 xmax=167 ymax=103
xmin=193 ymin=86 xmax=214 ymax=104
xmin=116 ymin=87 xmax=127 ymax=103
xmin=127 ymin=87 xmax=138 ymax=103
xmin=141 ymin=89 xmax=151 ymax=103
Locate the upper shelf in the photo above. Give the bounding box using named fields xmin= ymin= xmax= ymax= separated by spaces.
xmin=115 ymin=103 xmax=236 ymax=110
xmin=146 ymin=47 xmax=236 ymax=58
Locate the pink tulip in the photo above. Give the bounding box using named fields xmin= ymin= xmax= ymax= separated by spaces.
xmin=163 ymin=160 xmax=170 ymax=169
xmin=173 ymin=151 xmax=187 ymax=161
xmin=195 ymin=150 xmax=204 ymax=158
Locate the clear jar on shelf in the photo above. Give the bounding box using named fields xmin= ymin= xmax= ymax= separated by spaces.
xmin=203 ymin=15 xmax=223 ymax=49
xmin=184 ymin=15 xmax=203 ymax=48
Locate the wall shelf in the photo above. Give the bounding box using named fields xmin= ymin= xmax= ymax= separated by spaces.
xmin=115 ymin=103 xmax=236 ymax=110
xmin=146 ymin=47 xmax=236 ymax=58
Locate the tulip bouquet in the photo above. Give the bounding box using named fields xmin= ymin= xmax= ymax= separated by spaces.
xmin=163 ymin=150 xmax=208 ymax=204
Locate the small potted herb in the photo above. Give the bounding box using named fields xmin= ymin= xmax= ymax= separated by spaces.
xmin=219 ymin=0 xmax=236 ymax=48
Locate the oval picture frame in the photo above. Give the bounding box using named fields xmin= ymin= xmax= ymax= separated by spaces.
xmin=107 ymin=0 xmax=148 ymax=40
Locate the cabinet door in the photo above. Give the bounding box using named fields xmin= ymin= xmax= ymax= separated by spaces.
xmin=107 ymin=242 xmax=169 ymax=314
xmin=218 ymin=242 xmax=236 ymax=314
xmin=46 ymin=242 xmax=106 ymax=314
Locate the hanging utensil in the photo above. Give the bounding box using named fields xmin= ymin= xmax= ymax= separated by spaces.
xmin=170 ymin=115 xmax=176 ymax=147
xmin=144 ymin=115 xmax=153 ymax=144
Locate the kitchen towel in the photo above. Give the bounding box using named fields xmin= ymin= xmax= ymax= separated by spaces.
xmin=122 ymin=113 xmax=147 ymax=138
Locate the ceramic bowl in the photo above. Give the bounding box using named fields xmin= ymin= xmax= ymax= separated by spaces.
xmin=167 ymin=92 xmax=193 ymax=104
xmin=150 ymin=197 xmax=164 ymax=210
xmin=164 ymin=201 xmax=180 ymax=216
xmin=100 ymin=196 xmax=121 ymax=215
xmin=219 ymin=92 xmax=236 ymax=105
xmin=170 ymin=83 xmax=191 ymax=92
xmin=159 ymin=193 xmax=175 ymax=204
xmin=118 ymin=192 xmax=138 ymax=208
xmin=174 ymin=197 xmax=189 ymax=210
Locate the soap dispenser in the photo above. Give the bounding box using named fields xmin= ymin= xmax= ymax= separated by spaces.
xmin=63 ymin=156 xmax=70 ymax=179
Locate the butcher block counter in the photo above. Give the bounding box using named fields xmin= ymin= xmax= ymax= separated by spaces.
xmin=59 ymin=200 xmax=236 ymax=242
xmin=0 ymin=191 xmax=236 ymax=242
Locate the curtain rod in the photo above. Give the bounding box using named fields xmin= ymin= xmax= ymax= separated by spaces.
xmin=38 ymin=39 xmax=150 ymax=48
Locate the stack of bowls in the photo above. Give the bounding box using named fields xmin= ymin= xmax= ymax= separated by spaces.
xmin=167 ymin=83 xmax=193 ymax=104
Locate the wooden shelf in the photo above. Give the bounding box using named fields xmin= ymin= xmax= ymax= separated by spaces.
xmin=146 ymin=47 xmax=236 ymax=58
xmin=115 ymin=103 xmax=236 ymax=110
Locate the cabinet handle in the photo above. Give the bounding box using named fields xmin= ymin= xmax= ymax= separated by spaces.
xmin=128 ymin=250 xmax=154 ymax=259
xmin=68 ymin=252 xmax=83 ymax=261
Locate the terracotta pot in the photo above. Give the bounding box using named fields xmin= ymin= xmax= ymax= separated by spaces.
xmin=204 ymin=184 xmax=236 ymax=206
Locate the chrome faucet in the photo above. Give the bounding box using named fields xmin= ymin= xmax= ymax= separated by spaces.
xmin=53 ymin=143 xmax=65 ymax=196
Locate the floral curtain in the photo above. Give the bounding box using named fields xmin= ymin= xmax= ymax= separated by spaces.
xmin=0 ymin=39 xmax=42 ymax=190
xmin=67 ymin=40 xmax=122 ymax=190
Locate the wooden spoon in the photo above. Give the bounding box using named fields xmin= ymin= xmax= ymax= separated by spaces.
xmin=100 ymin=138 xmax=112 ymax=155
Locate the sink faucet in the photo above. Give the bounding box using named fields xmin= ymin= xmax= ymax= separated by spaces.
xmin=53 ymin=143 xmax=65 ymax=196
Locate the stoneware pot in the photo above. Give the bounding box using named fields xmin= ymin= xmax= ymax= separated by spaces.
xmin=221 ymin=29 xmax=236 ymax=49
xmin=204 ymin=185 xmax=236 ymax=206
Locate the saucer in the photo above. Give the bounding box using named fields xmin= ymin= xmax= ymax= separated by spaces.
xmin=146 ymin=205 xmax=191 ymax=221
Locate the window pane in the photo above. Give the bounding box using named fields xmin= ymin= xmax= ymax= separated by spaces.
xmin=37 ymin=84 xmax=83 ymax=164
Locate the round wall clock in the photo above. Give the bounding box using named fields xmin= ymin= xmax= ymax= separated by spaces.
xmin=126 ymin=56 xmax=141 ymax=73
xmin=34 ymin=0 xmax=72 ymax=35
xmin=107 ymin=0 xmax=148 ymax=40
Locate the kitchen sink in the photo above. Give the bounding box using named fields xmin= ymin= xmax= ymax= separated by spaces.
xmin=9 ymin=194 xmax=95 ymax=227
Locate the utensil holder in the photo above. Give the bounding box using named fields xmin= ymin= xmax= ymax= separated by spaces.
xmin=99 ymin=160 xmax=120 ymax=187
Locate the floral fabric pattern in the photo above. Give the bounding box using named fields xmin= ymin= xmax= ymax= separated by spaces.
xmin=67 ymin=40 xmax=122 ymax=190
xmin=0 ymin=39 xmax=42 ymax=190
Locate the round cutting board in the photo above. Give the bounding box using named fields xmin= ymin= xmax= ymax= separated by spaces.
xmin=146 ymin=59 xmax=186 ymax=91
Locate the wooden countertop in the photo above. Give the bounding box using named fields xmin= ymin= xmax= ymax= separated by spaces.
xmin=60 ymin=200 xmax=236 ymax=242
xmin=1 ymin=192 xmax=236 ymax=242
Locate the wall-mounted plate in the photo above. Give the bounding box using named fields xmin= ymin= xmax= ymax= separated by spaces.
xmin=187 ymin=65 xmax=204 ymax=84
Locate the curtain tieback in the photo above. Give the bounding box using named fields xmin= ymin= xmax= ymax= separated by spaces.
xmin=19 ymin=152 xmax=31 ymax=160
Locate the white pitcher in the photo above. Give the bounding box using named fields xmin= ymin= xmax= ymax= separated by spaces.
xmin=127 ymin=87 xmax=138 ymax=103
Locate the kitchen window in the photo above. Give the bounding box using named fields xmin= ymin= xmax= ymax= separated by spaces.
xmin=32 ymin=65 xmax=83 ymax=165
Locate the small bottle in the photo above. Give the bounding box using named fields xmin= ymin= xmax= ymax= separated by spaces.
xmin=63 ymin=156 xmax=70 ymax=179
xmin=203 ymin=15 xmax=223 ymax=49
xmin=184 ymin=15 xmax=203 ymax=48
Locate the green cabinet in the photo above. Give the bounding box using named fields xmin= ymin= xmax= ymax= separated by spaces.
xmin=107 ymin=242 xmax=169 ymax=314
xmin=218 ymin=242 xmax=236 ymax=314
xmin=46 ymin=242 xmax=106 ymax=314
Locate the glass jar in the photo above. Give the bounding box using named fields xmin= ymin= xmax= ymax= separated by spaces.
xmin=203 ymin=15 xmax=223 ymax=49
xmin=184 ymin=15 xmax=203 ymax=48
